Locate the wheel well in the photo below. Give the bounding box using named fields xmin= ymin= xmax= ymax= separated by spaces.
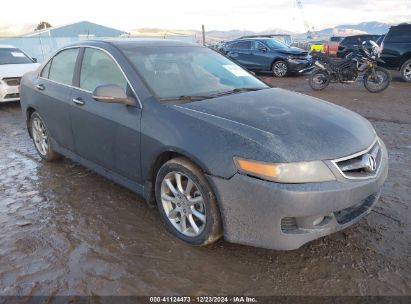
xmin=144 ymin=151 xmax=206 ymax=207
xmin=26 ymin=107 xmax=36 ymax=137
xmin=400 ymin=53 xmax=411 ymax=68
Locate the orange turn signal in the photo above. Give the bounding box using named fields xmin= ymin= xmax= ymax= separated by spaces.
xmin=235 ymin=158 xmax=277 ymax=179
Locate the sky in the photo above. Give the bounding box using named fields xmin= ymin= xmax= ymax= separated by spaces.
xmin=1 ymin=0 xmax=410 ymax=33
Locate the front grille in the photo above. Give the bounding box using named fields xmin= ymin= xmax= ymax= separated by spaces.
xmin=3 ymin=77 xmax=21 ymax=86
xmin=333 ymin=139 xmax=382 ymax=179
xmin=4 ymin=93 xmax=19 ymax=99
xmin=334 ymin=193 xmax=377 ymax=224
xmin=281 ymin=217 xmax=298 ymax=232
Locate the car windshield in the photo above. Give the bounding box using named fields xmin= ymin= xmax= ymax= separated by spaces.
xmin=0 ymin=48 xmax=33 ymax=65
xmin=122 ymin=46 xmax=268 ymax=101
xmin=263 ymin=39 xmax=289 ymax=49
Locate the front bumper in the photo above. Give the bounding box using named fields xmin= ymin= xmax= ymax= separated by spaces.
xmin=207 ymin=144 xmax=388 ymax=250
xmin=287 ymin=59 xmax=312 ymax=73
xmin=0 ymin=82 xmax=20 ymax=102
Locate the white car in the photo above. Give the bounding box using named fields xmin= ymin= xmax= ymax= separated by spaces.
xmin=0 ymin=45 xmax=40 ymax=102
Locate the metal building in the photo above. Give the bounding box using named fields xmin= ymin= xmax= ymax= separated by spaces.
xmin=23 ymin=21 xmax=128 ymax=38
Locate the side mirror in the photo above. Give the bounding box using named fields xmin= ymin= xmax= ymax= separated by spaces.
xmin=32 ymin=57 xmax=38 ymax=63
xmin=259 ymin=47 xmax=268 ymax=52
xmin=92 ymin=84 xmax=135 ymax=106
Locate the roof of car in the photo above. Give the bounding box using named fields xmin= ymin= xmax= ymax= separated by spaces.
xmin=75 ymin=38 xmax=199 ymax=48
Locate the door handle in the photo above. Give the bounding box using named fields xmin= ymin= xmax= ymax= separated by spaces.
xmin=36 ymin=84 xmax=45 ymax=91
xmin=72 ymin=97 xmax=85 ymax=105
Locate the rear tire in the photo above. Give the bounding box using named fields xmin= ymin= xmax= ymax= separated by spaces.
xmin=400 ymin=59 xmax=411 ymax=82
xmin=309 ymin=69 xmax=330 ymax=91
xmin=364 ymin=67 xmax=391 ymax=93
xmin=29 ymin=112 xmax=61 ymax=161
xmin=155 ymin=157 xmax=223 ymax=246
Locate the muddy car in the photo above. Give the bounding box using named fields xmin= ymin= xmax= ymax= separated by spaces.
xmin=20 ymin=39 xmax=388 ymax=250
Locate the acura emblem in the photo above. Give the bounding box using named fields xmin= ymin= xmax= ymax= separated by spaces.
xmin=364 ymin=154 xmax=377 ymax=172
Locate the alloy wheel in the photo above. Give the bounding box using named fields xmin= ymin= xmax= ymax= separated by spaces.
xmin=160 ymin=171 xmax=206 ymax=237
xmin=32 ymin=117 xmax=49 ymax=156
xmin=403 ymin=63 xmax=411 ymax=81
xmin=273 ymin=62 xmax=287 ymax=77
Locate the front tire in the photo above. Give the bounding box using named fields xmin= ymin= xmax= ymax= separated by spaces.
xmin=364 ymin=67 xmax=391 ymax=93
xmin=30 ymin=112 xmax=61 ymax=161
xmin=400 ymin=59 xmax=411 ymax=82
xmin=272 ymin=60 xmax=288 ymax=77
xmin=155 ymin=157 xmax=222 ymax=246
xmin=309 ymin=69 xmax=330 ymax=91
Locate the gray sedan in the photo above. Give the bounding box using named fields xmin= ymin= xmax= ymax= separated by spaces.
xmin=20 ymin=39 xmax=388 ymax=250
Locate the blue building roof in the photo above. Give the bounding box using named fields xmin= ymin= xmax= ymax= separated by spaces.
xmin=23 ymin=21 xmax=128 ymax=38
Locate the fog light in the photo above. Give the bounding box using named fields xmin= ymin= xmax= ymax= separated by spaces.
xmin=312 ymin=216 xmax=325 ymax=226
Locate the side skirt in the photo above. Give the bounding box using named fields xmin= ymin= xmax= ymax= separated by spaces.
xmin=51 ymin=139 xmax=145 ymax=198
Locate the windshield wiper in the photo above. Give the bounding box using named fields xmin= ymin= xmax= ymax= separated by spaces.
xmin=211 ymin=87 xmax=267 ymax=97
xmin=159 ymin=88 xmax=267 ymax=103
xmin=159 ymin=95 xmax=214 ymax=102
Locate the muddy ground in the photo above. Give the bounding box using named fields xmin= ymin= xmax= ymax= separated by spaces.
xmin=0 ymin=73 xmax=410 ymax=296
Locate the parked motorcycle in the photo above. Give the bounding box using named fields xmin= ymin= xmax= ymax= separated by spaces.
xmin=307 ymin=40 xmax=391 ymax=93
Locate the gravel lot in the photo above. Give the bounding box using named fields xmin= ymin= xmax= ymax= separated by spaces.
xmin=0 ymin=73 xmax=410 ymax=296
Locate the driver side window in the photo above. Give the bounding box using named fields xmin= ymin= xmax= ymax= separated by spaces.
xmin=253 ymin=41 xmax=266 ymax=50
xmin=80 ymin=48 xmax=127 ymax=92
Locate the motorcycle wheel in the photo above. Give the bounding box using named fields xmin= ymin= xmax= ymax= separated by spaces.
xmin=364 ymin=67 xmax=391 ymax=93
xmin=309 ymin=69 xmax=330 ymax=91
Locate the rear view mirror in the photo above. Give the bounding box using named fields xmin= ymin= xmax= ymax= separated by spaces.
xmin=92 ymin=84 xmax=135 ymax=106
xmin=32 ymin=57 xmax=37 ymax=63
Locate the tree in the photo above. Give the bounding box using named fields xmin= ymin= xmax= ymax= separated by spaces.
xmin=35 ymin=21 xmax=52 ymax=31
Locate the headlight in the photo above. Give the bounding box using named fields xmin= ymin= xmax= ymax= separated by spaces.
xmin=234 ymin=157 xmax=335 ymax=183
xmin=288 ymin=55 xmax=298 ymax=60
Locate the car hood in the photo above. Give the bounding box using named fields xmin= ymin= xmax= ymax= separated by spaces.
xmin=173 ymin=88 xmax=376 ymax=162
xmin=0 ymin=63 xmax=40 ymax=78
xmin=277 ymin=47 xmax=308 ymax=56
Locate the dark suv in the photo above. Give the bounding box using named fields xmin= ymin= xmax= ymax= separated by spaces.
xmin=380 ymin=24 xmax=411 ymax=82
xmin=223 ymin=37 xmax=311 ymax=77
xmin=336 ymin=34 xmax=381 ymax=58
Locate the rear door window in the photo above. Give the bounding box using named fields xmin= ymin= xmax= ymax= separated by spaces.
xmin=48 ymin=48 xmax=79 ymax=85
xmin=230 ymin=41 xmax=251 ymax=50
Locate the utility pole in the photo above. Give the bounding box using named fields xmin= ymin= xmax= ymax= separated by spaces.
xmin=202 ymin=24 xmax=206 ymax=46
